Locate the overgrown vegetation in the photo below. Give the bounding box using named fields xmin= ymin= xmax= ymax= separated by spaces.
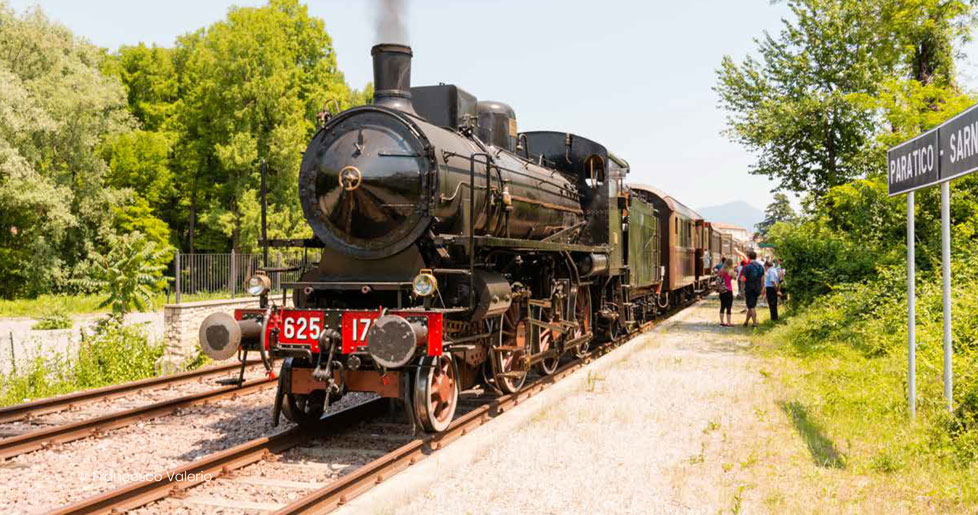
xmin=0 ymin=290 xmax=238 ymax=318
xmin=755 ymin=257 xmax=978 ymax=504
xmin=0 ymin=321 xmax=164 ymax=407
xmin=0 ymin=0 xmax=369 ymax=301
xmin=30 ymin=307 xmax=72 ymax=330
xmin=719 ymin=0 xmax=978 ymax=508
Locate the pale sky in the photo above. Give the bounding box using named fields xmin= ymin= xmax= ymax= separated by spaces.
xmin=9 ymin=0 xmax=978 ymax=212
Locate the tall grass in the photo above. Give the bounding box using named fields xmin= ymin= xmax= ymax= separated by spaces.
xmin=0 ymin=290 xmax=240 ymax=318
xmin=756 ymin=257 xmax=978 ymax=507
xmin=0 ymin=320 xmax=164 ymax=407
xmin=0 ymin=294 xmax=109 ymax=318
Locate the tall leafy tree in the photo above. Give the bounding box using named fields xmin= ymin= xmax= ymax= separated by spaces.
xmin=715 ymin=1 xmax=894 ymax=197
xmin=102 ymin=43 xmax=179 ymax=132
xmin=715 ymin=0 xmax=977 ymax=198
xmin=750 ymin=0 xmax=978 ymax=299
xmin=173 ymin=0 xmax=354 ymax=253
xmin=101 ymin=44 xmax=184 ymax=261
xmin=0 ymin=4 xmax=134 ymax=296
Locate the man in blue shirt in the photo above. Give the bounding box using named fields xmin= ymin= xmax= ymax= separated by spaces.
xmin=764 ymin=259 xmax=780 ymax=321
xmin=741 ymin=251 xmax=764 ymax=327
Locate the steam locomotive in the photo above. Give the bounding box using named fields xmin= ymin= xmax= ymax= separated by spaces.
xmin=198 ymin=44 xmax=744 ymax=432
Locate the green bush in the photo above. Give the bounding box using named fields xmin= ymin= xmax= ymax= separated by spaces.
xmin=0 ymin=319 xmax=164 ymax=407
xmin=76 ymin=231 xmax=170 ymax=321
xmin=73 ymin=319 xmax=164 ymax=386
xmin=30 ymin=307 xmax=73 ymax=330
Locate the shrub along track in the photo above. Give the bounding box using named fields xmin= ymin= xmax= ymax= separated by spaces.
xmin=45 ymin=302 xmax=695 ymax=515
xmin=0 ymin=361 xmax=272 ymax=460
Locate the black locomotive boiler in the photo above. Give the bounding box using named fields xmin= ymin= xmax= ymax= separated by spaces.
xmin=199 ymin=43 xmax=720 ymax=433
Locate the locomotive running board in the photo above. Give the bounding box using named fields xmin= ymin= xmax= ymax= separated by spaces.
xmin=466 ymin=236 xmax=607 ymax=254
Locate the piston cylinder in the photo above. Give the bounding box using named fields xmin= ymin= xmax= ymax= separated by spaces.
xmin=471 ymin=270 xmax=513 ymax=320
xmin=576 ymin=253 xmax=609 ymax=277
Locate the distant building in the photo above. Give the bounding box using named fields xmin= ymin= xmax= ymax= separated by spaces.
xmin=711 ymin=222 xmax=751 ymax=243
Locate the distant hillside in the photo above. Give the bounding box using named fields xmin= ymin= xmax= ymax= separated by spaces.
xmin=697 ymin=201 xmax=764 ymax=232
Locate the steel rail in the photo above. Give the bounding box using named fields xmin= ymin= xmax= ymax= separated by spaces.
xmin=46 ymin=399 xmax=389 ymax=515
xmin=0 ymin=361 xmax=259 ymax=424
xmin=0 ymin=377 xmax=275 ymax=460
xmin=272 ymin=359 xmax=587 ymax=515
xmin=46 ymin=300 xmax=695 ymax=515
xmin=273 ymin=306 xmax=665 ymax=515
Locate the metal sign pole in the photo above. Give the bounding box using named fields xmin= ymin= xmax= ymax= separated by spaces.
xmin=907 ymin=191 xmax=916 ymax=419
xmin=941 ymin=181 xmax=953 ymax=411
xmin=888 ymin=102 xmax=978 ymax=420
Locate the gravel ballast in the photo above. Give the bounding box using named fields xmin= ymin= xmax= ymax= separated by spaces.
xmin=372 ymin=297 xmax=787 ymax=514
xmin=0 ymin=371 xmax=369 ymax=515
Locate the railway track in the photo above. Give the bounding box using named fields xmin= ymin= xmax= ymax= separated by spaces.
xmin=45 ymin=304 xmax=685 ymax=515
xmin=0 ymin=361 xmax=259 ymax=425
xmin=0 ymin=362 xmax=272 ymax=460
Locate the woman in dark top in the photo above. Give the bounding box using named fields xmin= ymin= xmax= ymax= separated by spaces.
xmin=718 ymin=259 xmax=734 ymax=326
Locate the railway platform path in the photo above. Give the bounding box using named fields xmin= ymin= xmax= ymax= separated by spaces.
xmin=335 ymin=295 xmax=884 ymax=515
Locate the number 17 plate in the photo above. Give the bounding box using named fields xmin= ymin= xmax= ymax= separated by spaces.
xmin=340 ymin=311 xmax=381 ymax=354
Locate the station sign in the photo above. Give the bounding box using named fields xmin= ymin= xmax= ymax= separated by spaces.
xmin=888 ymin=102 xmax=978 ymax=196
xmin=939 ymin=104 xmax=978 ymax=182
xmin=887 ymin=128 xmax=939 ymax=196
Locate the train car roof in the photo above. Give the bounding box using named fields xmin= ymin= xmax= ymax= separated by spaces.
xmin=608 ymin=152 xmax=629 ymax=170
xmin=628 ymin=184 xmax=703 ymax=220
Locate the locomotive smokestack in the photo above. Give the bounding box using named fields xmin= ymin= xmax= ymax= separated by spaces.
xmin=371 ymin=43 xmax=416 ymax=114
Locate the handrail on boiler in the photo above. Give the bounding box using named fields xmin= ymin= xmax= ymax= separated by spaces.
xmin=441 ymin=150 xmax=492 ymax=312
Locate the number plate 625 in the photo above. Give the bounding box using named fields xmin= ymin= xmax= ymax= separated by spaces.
xmin=277 ymin=310 xmax=325 ymax=347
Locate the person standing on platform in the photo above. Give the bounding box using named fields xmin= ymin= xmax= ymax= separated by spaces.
xmin=760 ymin=259 xmax=769 ymax=308
xmin=736 ymin=260 xmax=746 ymax=303
xmin=741 ymin=251 xmax=764 ymax=327
xmin=764 ymin=259 xmax=780 ymax=321
xmin=717 ymin=259 xmax=734 ymax=326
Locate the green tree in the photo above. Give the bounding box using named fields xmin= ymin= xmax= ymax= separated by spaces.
xmin=715 ymin=0 xmax=977 ymax=198
xmin=173 ymin=0 xmax=354 ymax=252
xmin=102 ymin=43 xmax=179 ymax=132
xmin=0 ymin=4 xmax=133 ymax=297
xmin=102 ymin=130 xmax=174 ymax=208
xmin=757 ymin=193 xmax=796 ymax=235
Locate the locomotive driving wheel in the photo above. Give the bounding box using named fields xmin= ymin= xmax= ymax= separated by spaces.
xmin=282 ymin=390 xmax=327 ymax=427
xmin=492 ymin=301 xmax=529 ymax=393
xmin=413 ymin=355 xmax=459 ymax=432
xmin=532 ymin=305 xmax=560 ymax=375
xmin=572 ymin=286 xmax=593 ymax=357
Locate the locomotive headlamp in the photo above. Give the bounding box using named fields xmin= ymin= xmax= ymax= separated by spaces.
xmin=412 ymin=270 xmax=438 ymax=297
xmin=246 ymin=274 xmax=271 ymax=296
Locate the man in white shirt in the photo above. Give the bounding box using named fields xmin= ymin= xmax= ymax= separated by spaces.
xmin=764 ymin=259 xmax=780 ymax=321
